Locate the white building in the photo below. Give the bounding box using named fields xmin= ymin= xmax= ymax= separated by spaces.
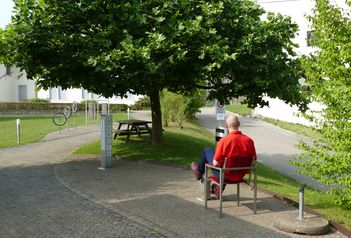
xmin=0 ymin=65 xmax=37 ymax=102
xmin=0 ymin=64 xmax=142 ymax=105
xmin=37 ymin=87 xmax=142 ymax=105
xmin=253 ymin=0 xmax=322 ymax=125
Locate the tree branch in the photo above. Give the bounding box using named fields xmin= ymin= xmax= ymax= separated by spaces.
xmin=194 ymin=84 xmax=216 ymax=90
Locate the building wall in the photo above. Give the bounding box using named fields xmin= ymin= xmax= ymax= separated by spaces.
xmin=38 ymin=87 xmax=143 ymax=105
xmin=0 ymin=65 xmax=37 ymax=102
xmin=0 ymin=64 xmax=143 ymax=105
xmin=253 ymin=0 xmax=315 ymax=125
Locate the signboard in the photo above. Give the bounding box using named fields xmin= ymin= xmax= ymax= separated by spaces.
xmin=216 ymin=101 xmax=226 ymax=121
xmin=100 ymin=114 xmax=112 ymax=169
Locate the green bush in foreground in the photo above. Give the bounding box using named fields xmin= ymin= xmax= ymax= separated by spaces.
xmin=292 ymin=0 xmax=351 ymax=209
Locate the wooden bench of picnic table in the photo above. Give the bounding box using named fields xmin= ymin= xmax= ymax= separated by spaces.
xmin=113 ymin=120 xmax=152 ymax=142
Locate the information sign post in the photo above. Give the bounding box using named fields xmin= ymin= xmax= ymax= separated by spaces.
xmin=99 ymin=114 xmax=112 ymax=170
xmin=216 ymin=101 xmax=226 ymax=121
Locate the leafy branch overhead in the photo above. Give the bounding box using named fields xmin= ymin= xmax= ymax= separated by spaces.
xmin=0 ymin=0 xmax=307 ymax=144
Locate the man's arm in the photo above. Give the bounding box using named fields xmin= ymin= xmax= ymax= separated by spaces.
xmin=213 ymin=159 xmax=221 ymax=167
xmin=252 ymin=156 xmax=257 ymax=166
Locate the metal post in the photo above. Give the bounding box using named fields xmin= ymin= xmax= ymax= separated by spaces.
xmin=204 ymin=169 xmax=208 ymax=209
xmin=298 ymin=184 xmax=307 ymax=220
xmin=85 ymin=100 xmax=88 ymax=125
xmin=16 ymin=119 xmax=20 ymax=144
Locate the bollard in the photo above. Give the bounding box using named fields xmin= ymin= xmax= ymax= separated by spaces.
xmin=215 ymin=127 xmax=227 ymax=142
xmin=298 ymin=184 xmax=307 ymax=220
xmin=16 ymin=119 xmax=21 ymax=144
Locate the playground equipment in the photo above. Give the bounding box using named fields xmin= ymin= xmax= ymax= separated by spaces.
xmin=52 ymin=102 xmax=79 ymax=133
xmin=85 ymin=100 xmax=110 ymax=125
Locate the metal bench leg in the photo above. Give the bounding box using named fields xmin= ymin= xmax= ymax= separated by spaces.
xmin=254 ymin=170 xmax=257 ymax=214
xmin=219 ymin=170 xmax=224 ymax=218
xmin=237 ymin=183 xmax=240 ymax=206
xmin=204 ymin=168 xmax=208 ymax=209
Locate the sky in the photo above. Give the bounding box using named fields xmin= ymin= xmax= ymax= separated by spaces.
xmin=0 ymin=0 xmax=14 ymax=29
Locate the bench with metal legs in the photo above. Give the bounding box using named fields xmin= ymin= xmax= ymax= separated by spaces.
xmin=204 ymin=158 xmax=257 ymax=218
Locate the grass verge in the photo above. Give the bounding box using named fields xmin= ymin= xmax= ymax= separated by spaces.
xmin=0 ymin=113 xmax=127 ymax=148
xmin=76 ymin=120 xmax=350 ymax=229
xmin=226 ymin=104 xmax=319 ymax=140
xmin=259 ymin=117 xmax=319 ymax=140
xmin=225 ymin=103 xmax=252 ymax=117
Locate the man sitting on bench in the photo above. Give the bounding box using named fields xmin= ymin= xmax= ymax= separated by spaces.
xmin=191 ymin=114 xmax=257 ymax=198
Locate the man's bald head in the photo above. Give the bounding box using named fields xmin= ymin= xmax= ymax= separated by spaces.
xmin=226 ymin=115 xmax=240 ymax=130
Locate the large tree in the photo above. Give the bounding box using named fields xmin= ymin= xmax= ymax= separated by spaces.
xmin=0 ymin=0 xmax=306 ymax=145
xmin=292 ymin=0 xmax=351 ymax=208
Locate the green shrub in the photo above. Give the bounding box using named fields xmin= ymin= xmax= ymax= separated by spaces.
xmin=131 ymin=96 xmax=151 ymax=110
xmin=161 ymin=90 xmax=205 ymax=128
xmin=29 ymin=98 xmax=50 ymax=103
xmin=109 ymin=104 xmax=128 ymax=112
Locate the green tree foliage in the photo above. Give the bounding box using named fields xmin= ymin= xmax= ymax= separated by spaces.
xmin=292 ymin=0 xmax=351 ymax=208
xmin=0 ymin=0 xmax=307 ymax=145
xmin=131 ymin=96 xmax=151 ymax=110
xmin=161 ymin=90 xmax=204 ymax=128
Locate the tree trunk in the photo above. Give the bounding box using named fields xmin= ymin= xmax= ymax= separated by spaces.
xmin=149 ymin=85 xmax=163 ymax=145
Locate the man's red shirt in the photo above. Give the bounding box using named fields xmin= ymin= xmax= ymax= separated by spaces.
xmin=213 ymin=131 xmax=256 ymax=182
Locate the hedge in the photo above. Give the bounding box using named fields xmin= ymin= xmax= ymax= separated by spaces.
xmin=0 ymin=102 xmax=128 ymax=114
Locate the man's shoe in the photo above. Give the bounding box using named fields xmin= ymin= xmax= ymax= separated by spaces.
xmin=191 ymin=162 xmax=202 ymax=180
xmin=211 ymin=184 xmax=220 ymax=199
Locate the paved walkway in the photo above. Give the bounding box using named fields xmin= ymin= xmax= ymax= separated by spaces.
xmin=0 ymin=125 xmax=163 ymax=237
xmin=0 ymin=114 xmax=346 ymax=237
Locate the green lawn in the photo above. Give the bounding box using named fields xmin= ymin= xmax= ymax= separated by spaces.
xmin=226 ymin=104 xmax=319 ymax=139
xmin=76 ymin=120 xmax=350 ymax=229
xmin=0 ymin=113 xmax=127 ymax=148
xmin=225 ymin=103 xmax=252 ymax=116
xmin=259 ymin=117 xmax=319 ymax=140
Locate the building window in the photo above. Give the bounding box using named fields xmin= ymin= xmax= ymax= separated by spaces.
xmin=6 ymin=66 xmax=12 ymax=76
xmin=81 ymin=88 xmax=85 ymax=99
xmin=307 ymin=30 xmax=316 ymax=47
xmin=18 ymin=85 xmax=28 ymax=101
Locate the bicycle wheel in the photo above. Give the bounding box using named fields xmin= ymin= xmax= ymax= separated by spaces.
xmin=63 ymin=106 xmax=72 ymax=119
xmin=53 ymin=112 xmax=67 ymax=126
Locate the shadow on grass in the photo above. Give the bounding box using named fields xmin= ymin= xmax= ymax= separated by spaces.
xmin=113 ymin=130 xmax=215 ymax=166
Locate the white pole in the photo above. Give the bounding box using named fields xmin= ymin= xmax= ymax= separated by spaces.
xmin=85 ymin=100 xmax=88 ymax=125
xmin=298 ymin=184 xmax=306 ymax=220
xmin=127 ymin=107 xmax=130 ymax=119
xmin=16 ymin=119 xmax=20 ymax=144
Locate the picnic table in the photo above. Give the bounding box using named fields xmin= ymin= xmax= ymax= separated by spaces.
xmin=113 ymin=119 xmax=152 ymax=142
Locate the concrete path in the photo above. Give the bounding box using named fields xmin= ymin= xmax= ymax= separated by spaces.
xmin=196 ymin=107 xmax=328 ymax=191
xmin=0 ymin=114 xmax=346 ymax=237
